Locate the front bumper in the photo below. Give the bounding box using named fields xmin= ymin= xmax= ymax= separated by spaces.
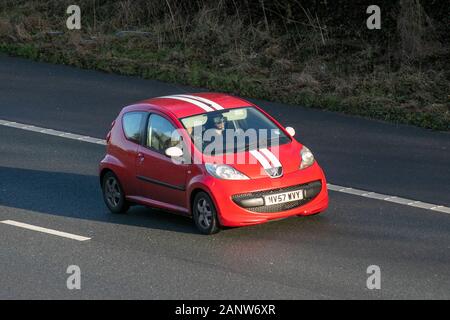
xmin=232 ymin=180 xmax=322 ymax=213
xmin=205 ymin=162 xmax=329 ymax=227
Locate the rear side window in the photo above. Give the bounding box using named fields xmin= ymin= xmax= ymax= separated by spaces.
xmin=122 ymin=112 xmax=146 ymax=143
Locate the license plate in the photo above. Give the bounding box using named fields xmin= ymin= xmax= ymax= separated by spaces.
xmin=264 ymin=189 xmax=304 ymax=206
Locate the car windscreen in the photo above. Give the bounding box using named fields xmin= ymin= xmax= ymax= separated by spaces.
xmin=180 ymin=107 xmax=291 ymax=155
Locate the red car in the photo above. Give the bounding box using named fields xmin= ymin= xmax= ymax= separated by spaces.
xmin=99 ymin=93 xmax=328 ymax=234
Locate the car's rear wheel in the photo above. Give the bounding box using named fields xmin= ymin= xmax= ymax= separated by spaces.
xmin=193 ymin=192 xmax=220 ymax=235
xmin=102 ymin=171 xmax=129 ymax=214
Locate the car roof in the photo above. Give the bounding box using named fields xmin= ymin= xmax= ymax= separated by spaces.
xmin=137 ymin=92 xmax=253 ymax=118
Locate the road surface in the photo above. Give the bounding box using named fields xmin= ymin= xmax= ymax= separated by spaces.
xmin=0 ymin=55 xmax=449 ymax=299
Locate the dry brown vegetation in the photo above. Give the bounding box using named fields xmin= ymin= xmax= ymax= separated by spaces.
xmin=0 ymin=0 xmax=448 ymax=130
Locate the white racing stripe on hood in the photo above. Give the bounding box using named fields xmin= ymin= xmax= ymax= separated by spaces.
xmin=160 ymin=95 xmax=214 ymax=112
xmin=174 ymin=94 xmax=224 ymax=110
xmin=260 ymin=148 xmax=282 ymax=168
xmin=250 ymin=150 xmax=272 ymax=169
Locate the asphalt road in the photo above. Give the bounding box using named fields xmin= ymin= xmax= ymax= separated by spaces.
xmin=0 ymin=55 xmax=449 ymax=299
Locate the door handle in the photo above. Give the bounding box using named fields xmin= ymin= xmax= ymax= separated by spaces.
xmin=138 ymin=152 xmax=145 ymax=163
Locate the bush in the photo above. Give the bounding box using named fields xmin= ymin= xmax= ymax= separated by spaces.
xmin=0 ymin=0 xmax=448 ymax=130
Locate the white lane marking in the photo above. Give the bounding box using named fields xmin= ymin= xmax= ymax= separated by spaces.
xmin=0 ymin=220 xmax=91 ymax=241
xmin=174 ymin=94 xmax=224 ymax=110
xmin=0 ymin=119 xmax=106 ymax=145
xmin=159 ymin=95 xmax=215 ymax=112
xmin=250 ymin=150 xmax=272 ymax=169
xmin=1 ymin=119 xmax=449 ymax=215
xmin=431 ymin=206 xmax=450 ymax=214
xmin=259 ymin=148 xmax=282 ymax=168
xmin=327 ymin=183 xmax=449 ymax=214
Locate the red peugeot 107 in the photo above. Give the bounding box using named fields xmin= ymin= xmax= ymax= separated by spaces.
xmin=99 ymin=93 xmax=328 ymax=234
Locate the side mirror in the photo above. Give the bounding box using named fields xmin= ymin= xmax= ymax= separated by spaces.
xmin=285 ymin=127 xmax=296 ymax=137
xmin=165 ymin=146 xmax=183 ymax=158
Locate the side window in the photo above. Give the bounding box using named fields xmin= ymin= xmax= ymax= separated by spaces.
xmin=147 ymin=114 xmax=181 ymax=154
xmin=123 ymin=112 xmax=146 ymax=143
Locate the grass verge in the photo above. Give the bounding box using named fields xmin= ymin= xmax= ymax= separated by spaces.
xmin=0 ymin=0 xmax=448 ymax=131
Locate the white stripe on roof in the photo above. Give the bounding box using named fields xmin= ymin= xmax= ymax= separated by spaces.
xmin=160 ymin=96 xmax=215 ymax=112
xmin=174 ymin=94 xmax=224 ymax=110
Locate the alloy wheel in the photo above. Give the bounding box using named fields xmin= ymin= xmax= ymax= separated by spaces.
xmin=196 ymin=198 xmax=213 ymax=229
xmin=105 ymin=176 xmax=121 ymax=208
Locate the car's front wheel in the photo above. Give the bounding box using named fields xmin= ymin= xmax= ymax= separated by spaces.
xmin=193 ymin=192 xmax=220 ymax=235
xmin=102 ymin=171 xmax=129 ymax=214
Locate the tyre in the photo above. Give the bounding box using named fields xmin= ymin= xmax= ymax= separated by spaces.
xmin=192 ymin=192 xmax=220 ymax=235
xmin=102 ymin=171 xmax=129 ymax=214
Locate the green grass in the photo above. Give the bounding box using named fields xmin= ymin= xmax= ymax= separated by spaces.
xmin=0 ymin=0 xmax=449 ymax=131
xmin=1 ymin=40 xmax=448 ymax=131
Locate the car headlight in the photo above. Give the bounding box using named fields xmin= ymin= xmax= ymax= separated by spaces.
xmin=205 ymin=164 xmax=250 ymax=180
xmin=300 ymin=146 xmax=315 ymax=169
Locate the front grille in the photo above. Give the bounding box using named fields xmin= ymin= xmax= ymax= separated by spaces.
xmin=232 ymin=180 xmax=322 ymax=213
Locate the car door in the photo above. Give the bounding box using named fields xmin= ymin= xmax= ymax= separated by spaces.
xmin=136 ymin=113 xmax=188 ymax=210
